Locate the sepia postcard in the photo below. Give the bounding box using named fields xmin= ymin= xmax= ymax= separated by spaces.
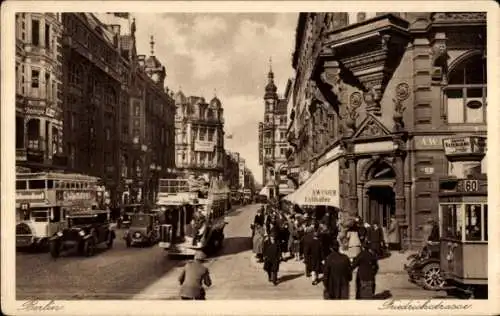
xmin=1 ymin=1 xmax=499 ymax=315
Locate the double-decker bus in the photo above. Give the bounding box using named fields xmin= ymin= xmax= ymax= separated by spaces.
xmin=157 ymin=177 xmax=230 ymax=256
xmin=16 ymin=172 xmax=102 ymax=249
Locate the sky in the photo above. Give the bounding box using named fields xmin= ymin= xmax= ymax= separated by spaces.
xmin=98 ymin=13 xmax=298 ymax=184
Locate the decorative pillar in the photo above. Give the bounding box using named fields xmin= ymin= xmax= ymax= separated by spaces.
xmin=348 ymin=156 xmax=358 ymax=216
xmin=47 ymin=122 xmax=53 ymax=158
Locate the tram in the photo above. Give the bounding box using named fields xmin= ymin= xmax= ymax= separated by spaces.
xmin=439 ymin=175 xmax=488 ymax=299
xmin=438 ymin=136 xmax=488 ymax=299
xmin=157 ymin=177 xmax=230 ymax=257
xmin=16 ymin=172 xmax=102 ymax=249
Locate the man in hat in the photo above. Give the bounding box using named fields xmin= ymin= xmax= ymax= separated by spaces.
xmin=368 ymin=221 xmax=385 ymax=258
xmin=263 ymin=233 xmax=282 ymax=285
xmin=178 ymin=251 xmax=212 ymax=300
xmin=322 ymin=240 xmax=352 ymax=299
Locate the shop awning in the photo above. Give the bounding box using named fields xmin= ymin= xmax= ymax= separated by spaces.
xmin=258 ymin=186 xmax=270 ymax=197
xmin=283 ymin=165 xmax=327 ymax=204
xmin=284 ymin=161 xmax=340 ymax=207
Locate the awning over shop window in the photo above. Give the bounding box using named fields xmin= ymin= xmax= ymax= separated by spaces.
xmin=258 ymin=186 xmax=270 ymax=197
xmin=284 ymin=161 xmax=340 ymax=208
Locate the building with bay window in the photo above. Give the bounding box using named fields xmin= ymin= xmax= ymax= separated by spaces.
xmin=15 ymin=13 xmax=65 ymax=171
xmin=174 ymin=91 xmax=226 ymax=180
xmin=60 ymin=13 xmax=175 ymax=207
xmin=286 ymin=12 xmax=487 ymax=247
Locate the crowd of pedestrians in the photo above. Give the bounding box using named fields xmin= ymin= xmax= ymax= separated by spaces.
xmin=251 ymin=202 xmax=402 ymax=299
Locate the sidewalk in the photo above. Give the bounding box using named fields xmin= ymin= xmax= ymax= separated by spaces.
xmin=249 ymin=250 xmax=416 ymax=274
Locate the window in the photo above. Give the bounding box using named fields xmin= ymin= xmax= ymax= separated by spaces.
xmin=134 ymin=102 xmax=141 ymax=116
xmin=32 ymin=19 xmax=40 ymax=46
xmin=199 ymin=128 xmax=206 ymax=141
xmin=446 ymin=54 xmax=486 ymax=124
xmin=31 ymin=69 xmax=39 ymax=88
xmin=465 ymin=204 xmax=482 ymax=241
xmin=357 ymin=12 xmax=367 ymax=22
xmin=133 ymin=119 xmax=140 ymax=128
xmin=45 ymin=73 xmax=51 ymax=100
xmin=208 ymin=129 xmax=214 ymax=142
xmin=280 ymin=132 xmax=285 ymax=140
xmin=29 ymin=180 xmax=45 ymax=189
xmin=105 ymin=128 xmax=111 ymax=141
xmin=265 ymin=148 xmax=271 ymax=155
xmin=280 ymin=148 xmax=286 ymax=156
xmin=441 ymin=204 xmax=462 ymax=240
xmin=280 ymin=116 xmax=287 ymax=125
xmin=45 ymin=24 xmax=50 ymax=48
xmin=16 ymin=181 xmax=27 ymax=190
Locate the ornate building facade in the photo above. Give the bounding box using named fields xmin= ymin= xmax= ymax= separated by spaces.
xmin=60 ymin=13 xmax=175 ymax=207
xmin=287 ymin=12 xmax=487 ymax=246
xmin=174 ymin=92 xmax=225 ymax=180
xmin=258 ymin=63 xmax=293 ymax=199
xmin=15 ymin=13 xmax=65 ymax=171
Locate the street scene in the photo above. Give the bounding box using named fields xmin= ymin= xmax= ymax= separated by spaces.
xmin=13 ymin=11 xmax=488 ymax=302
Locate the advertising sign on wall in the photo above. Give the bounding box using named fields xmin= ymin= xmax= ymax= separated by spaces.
xmin=443 ymin=136 xmax=486 ymax=156
xmin=195 ymin=141 xmax=215 ymax=152
xmin=16 ymin=190 xmax=45 ymax=202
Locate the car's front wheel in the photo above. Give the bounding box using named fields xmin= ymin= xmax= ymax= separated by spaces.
xmin=422 ymin=262 xmax=444 ymax=290
xmin=49 ymin=240 xmax=60 ymax=259
xmin=84 ymin=239 xmax=95 ymax=257
xmin=106 ymin=233 xmax=114 ymax=249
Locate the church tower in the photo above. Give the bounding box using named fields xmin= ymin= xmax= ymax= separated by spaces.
xmin=144 ymin=35 xmax=166 ymax=86
xmin=262 ymin=58 xmax=279 ymax=196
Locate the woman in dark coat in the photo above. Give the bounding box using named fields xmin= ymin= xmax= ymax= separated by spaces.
xmin=323 ymin=240 xmax=352 ymax=299
xmin=263 ymin=234 xmax=282 ymax=285
xmin=352 ymin=242 xmax=379 ymax=299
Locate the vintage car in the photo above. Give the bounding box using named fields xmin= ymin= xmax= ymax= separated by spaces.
xmin=404 ymin=240 xmax=445 ymax=291
xmin=49 ymin=209 xmax=116 ymax=258
xmin=117 ymin=204 xmax=144 ymax=229
xmin=124 ymin=213 xmax=161 ymax=247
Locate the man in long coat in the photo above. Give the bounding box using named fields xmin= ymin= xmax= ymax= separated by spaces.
xmin=263 ymin=233 xmax=282 ymax=285
xmin=322 ymin=240 xmax=352 ymax=300
xmin=352 ymin=243 xmax=379 ymax=299
xmin=368 ymin=221 xmax=385 ymax=258
xmin=304 ymin=230 xmax=323 ymax=285
xmin=178 ymin=251 xmax=212 ymax=300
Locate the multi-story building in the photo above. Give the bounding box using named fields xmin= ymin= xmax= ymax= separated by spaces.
xmin=174 ymin=91 xmax=225 ymax=180
xmin=124 ymin=36 xmax=176 ymax=206
xmin=287 ymin=12 xmax=487 ymax=246
xmin=15 ymin=13 xmax=65 ymax=171
xmin=60 ymin=13 xmax=175 ymax=207
xmin=223 ymin=151 xmax=240 ymax=191
xmin=258 ymin=63 xmax=293 ymax=199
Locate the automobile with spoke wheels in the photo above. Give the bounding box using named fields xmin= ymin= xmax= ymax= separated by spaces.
xmin=404 ymin=240 xmax=444 ymax=291
xmin=49 ymin=209 xmax=115 ymax=258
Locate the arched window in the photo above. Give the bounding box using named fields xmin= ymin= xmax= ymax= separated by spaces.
xmin=445 ymin=53 xmax=486 ymax=124
xmin=207 ymin=109 xmax=214 ymax=119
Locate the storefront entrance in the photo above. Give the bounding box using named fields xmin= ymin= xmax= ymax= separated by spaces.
xmin=367 ymin=186 xmax=395 ymax=230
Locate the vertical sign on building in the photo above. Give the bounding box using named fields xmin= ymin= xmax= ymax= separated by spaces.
xmin=239 ymin=159 xmax=245 ymax=189
xmin=258 ymin=122 xmax=263 ymax=165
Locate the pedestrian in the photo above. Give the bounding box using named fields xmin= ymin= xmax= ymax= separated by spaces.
xmin=253 ymin=224 xmax=265 ymax=262
xmin=304 ymin=230 xmax=324 ymax=285
xmin=289 ymin=217 xmax=300 ymax=260
xmin=263 ymin=233 xmax=282 ymax=286
xmin=322 ymin=240 xmax=352 ymax=300
xmin=387 ymin=215 xmax=401 ymax=251
xmin=346 ymin=220 xmax=362 ymax=261
xmin=178 ymin=251 xmax=212 ymax=300
xmin=368 ymin=221 xmax=385 ymax=258
xmin=352 ymin=242 xmax=379 ymax=299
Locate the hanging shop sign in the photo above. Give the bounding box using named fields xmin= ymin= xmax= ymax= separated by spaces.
xmin=194 ymin=141 xmax=215 ymax=152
